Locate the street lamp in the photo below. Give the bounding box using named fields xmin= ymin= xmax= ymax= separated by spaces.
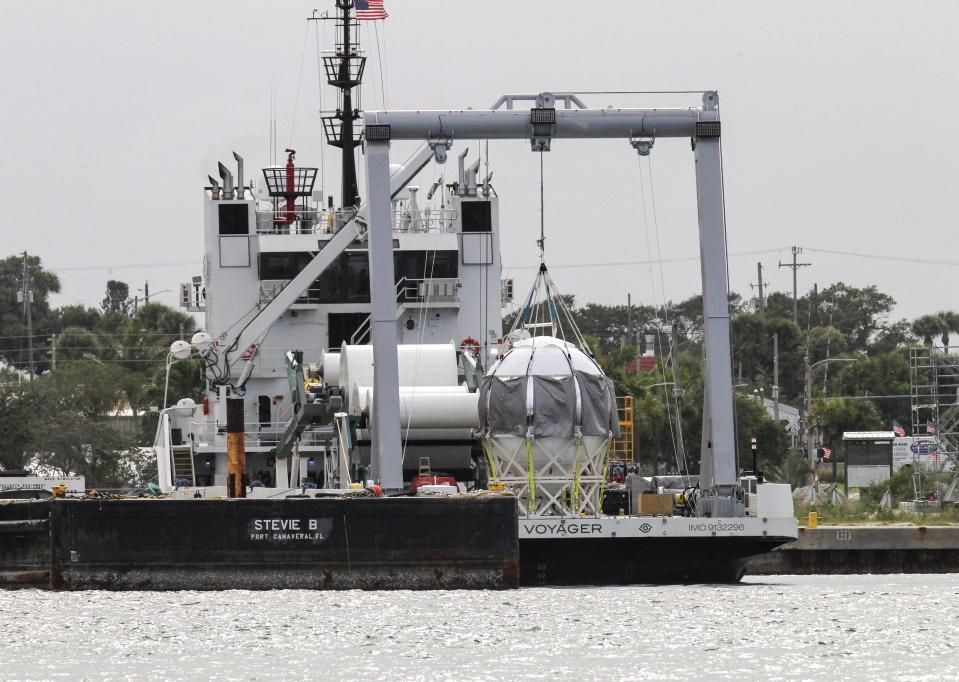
xmin=803 ymin=356 xmax=857 ymax=468
xmin=162 ymin=331 xmax=214 ymax=409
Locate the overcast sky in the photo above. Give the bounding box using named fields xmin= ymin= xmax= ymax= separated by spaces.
xmin=2 ymin=1 xmax=957 ymax=324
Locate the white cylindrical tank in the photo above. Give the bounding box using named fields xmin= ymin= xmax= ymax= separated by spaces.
xmin=479 ymin=336 xmax=620 ymax=517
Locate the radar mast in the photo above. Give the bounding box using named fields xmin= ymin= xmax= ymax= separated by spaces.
xmin=317 ymin=1 xmax=365 ymax=210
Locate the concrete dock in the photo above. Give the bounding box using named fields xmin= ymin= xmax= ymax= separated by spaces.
xmin=747 ymin=525 xmax=959 ymax=574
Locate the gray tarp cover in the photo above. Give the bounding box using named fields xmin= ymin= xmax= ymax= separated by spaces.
xmin=482 ymin=376 xmax=527 ymax=436
xmin=480 ymin=372 xmax=620 ymax=438
xmin=532 ymin=376 xmax=576 ymax=438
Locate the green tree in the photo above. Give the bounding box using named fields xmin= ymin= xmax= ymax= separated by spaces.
xmin=101 ymin=280 xmax=132 ymax=316
xmin=56 ymin=326 xmax=103 ymax=362
xmin=28 ymin=360 xmax=142 ymax=487
xmin=830 ymin=348 xmax=909 ymax=427
xmin=809 ymin=397 xmax=882 ymax=459
xmin=0 ymin=380 xmax=43 ymax=470
xmin=869 ymin=319 xmax=911 ymax=355
xmin=911 ymin=314 xmax=947 ymax=346
xmin=0 ymin=253 xmax=61 ymax=371
xmin=937 ymin=311 xmax=959 ymax=348
xmin=816 ymin=283 xmax=895 ymax=350
xmin=51 ymin=304 xmax=101 ymax=331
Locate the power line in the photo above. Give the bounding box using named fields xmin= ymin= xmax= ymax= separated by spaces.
xmin=803 ymin=247 xmax=959 ymax=267
xmin=509 ymin=247 xmax=788 ymax=270
xmin=46 ymin=260 xmax=195 ymax=272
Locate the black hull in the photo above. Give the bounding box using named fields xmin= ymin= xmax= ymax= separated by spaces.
xmin=521 ymin=536 xmax=793 ymax=585
xmin=1 ymin=497 xmax=519 ymax=590
xmin=2 ymin=498 xmax=793 ymax=589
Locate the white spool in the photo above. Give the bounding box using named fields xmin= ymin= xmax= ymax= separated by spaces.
xmin=340 ymin=343 xmax=459 ymax=395
xmin=318 ymin=351 xmax=341 ymax=386
xmin=367 ymin=391 xmax=480 ymax=430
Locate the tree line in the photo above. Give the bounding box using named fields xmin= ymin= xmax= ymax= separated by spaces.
xmin=2 ymin=251 xmax=954 ymax=488
xmin=507 ymin=282 xmax=955 ymax=485
xmin=0 ymin=254 xmax=201 ymax=486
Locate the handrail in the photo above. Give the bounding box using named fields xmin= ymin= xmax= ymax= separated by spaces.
xmin=256 ymin=206 xmax=458 ymax=235
xmin=347 ymin=276 xmax=460 ymax=345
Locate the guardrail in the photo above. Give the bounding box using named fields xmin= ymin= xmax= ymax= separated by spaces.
xmin=393 ymin=208 xmax=458 ymax=233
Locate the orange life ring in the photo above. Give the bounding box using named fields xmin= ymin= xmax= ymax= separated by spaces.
xmin=460 ymin=336 xmax=481 ymax=354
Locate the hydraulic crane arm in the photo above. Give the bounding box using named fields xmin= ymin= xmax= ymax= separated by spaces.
xmin=214 ymin=143 xmax=438 ymax=388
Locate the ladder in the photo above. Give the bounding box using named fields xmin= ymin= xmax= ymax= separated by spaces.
xmin=608 ymin=396 xmax=634 ymax=464
xmin=171 ymin=445 xmax=195 ymax=486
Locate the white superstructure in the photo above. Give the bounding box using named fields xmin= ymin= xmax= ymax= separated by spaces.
xmin=156 ymin=147 xmax=507 ymax=493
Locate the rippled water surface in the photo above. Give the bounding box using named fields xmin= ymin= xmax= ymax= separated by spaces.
xmin=1 ymin=574 xmax=956 ymax=681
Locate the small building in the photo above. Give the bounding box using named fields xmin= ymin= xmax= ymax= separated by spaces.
xmin=760 ymin=398 xmax=801 ymax=449
xmin=843 ymin=431 xmax=895 ymax=489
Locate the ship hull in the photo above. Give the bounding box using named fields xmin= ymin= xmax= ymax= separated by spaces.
xmin=520 ymin=535 xmax=790 ymax=585
xmin=1 ymin=497 xmax=519 ymax=590
xmin=517 ymin=515 xmax=797 ymax=585
xmin=2 ymin=499 xmax=796 ymax=589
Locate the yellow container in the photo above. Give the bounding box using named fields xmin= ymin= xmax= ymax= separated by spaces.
xmin=807 ymin=511 xmax=818 ymax=529
xmin=489 ymin=482 xmax=506 ymax=492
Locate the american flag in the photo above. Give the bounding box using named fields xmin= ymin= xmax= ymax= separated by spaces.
xmin=927 ymin=419 xmax=937 ymax=435
xmin=822 ymin=447 xmax=832 ymax=460
xmin=892 ymin=420 xmax=906 ymax=437
xmin=356 ymin=0 xmax=388 ymax=20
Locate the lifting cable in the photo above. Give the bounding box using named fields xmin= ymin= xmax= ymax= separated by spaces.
xmin=537 ymin=150 xmax=546 ymax=263
xmin=636 ymin=154 xmax=690 ymax=483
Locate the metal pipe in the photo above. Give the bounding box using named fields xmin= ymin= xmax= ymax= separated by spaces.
xmin=457 ymin=147 xmax=469 ymax=189
xmin=217 ymin=162 xmax=235 ymax=200
xmin=233 ymin=152 xmax=244 ymax=199
xmin=365 ymin=108 xmax=701 ymax=141
xmin=226 ymin=397 xmax=247 ymax=498
xmin=466 ymin=158 xmax=481 ymax=194
xmin=208 ymin=175 xmax=220 ymax=198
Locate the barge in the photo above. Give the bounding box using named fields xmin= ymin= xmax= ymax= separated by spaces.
xmin=3 ymin=0 xmax=797 ymax=590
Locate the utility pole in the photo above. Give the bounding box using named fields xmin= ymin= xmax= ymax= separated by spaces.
xmin=144 ymin=280 xmax=150 ymax=305
xmin=18 ymin=252 xmax=35 ymax=379
xmin=772 ymin=332 xmax=780 ymax=426
xmin=751 ymin=262 xmax=768 ymax=314
xmin=779 ymin=246 xmax=811 ymax=325
xmin=625 ymin=293 xmax=631 ymax=350
xmin=804 ymin=354 xmax=813 ymax=470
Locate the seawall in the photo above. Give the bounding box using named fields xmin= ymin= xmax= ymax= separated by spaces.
xmin=747 ymin=525 xmax=959 ymax=575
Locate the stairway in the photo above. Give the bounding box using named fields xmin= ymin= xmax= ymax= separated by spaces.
xmin=172 ymin=445 xmax=195 ymax=486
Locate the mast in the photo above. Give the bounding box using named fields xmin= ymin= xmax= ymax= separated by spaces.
xmin=319 ymin=1 xmax=365 ymax=210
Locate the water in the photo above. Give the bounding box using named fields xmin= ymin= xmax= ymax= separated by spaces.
xmin=1 ymin=574 xmax=955 ymax=681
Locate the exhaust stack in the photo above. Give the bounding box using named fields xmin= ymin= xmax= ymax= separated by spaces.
xmin=466 ymin=158 xmax=481 ymax=195
xmin=218 ymin=162 xmax=235 ymax=200
xmin=232 ymin=152 xmax=244 ymax=199
xmin=457 ymin=148 xmax=469 ymax=191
